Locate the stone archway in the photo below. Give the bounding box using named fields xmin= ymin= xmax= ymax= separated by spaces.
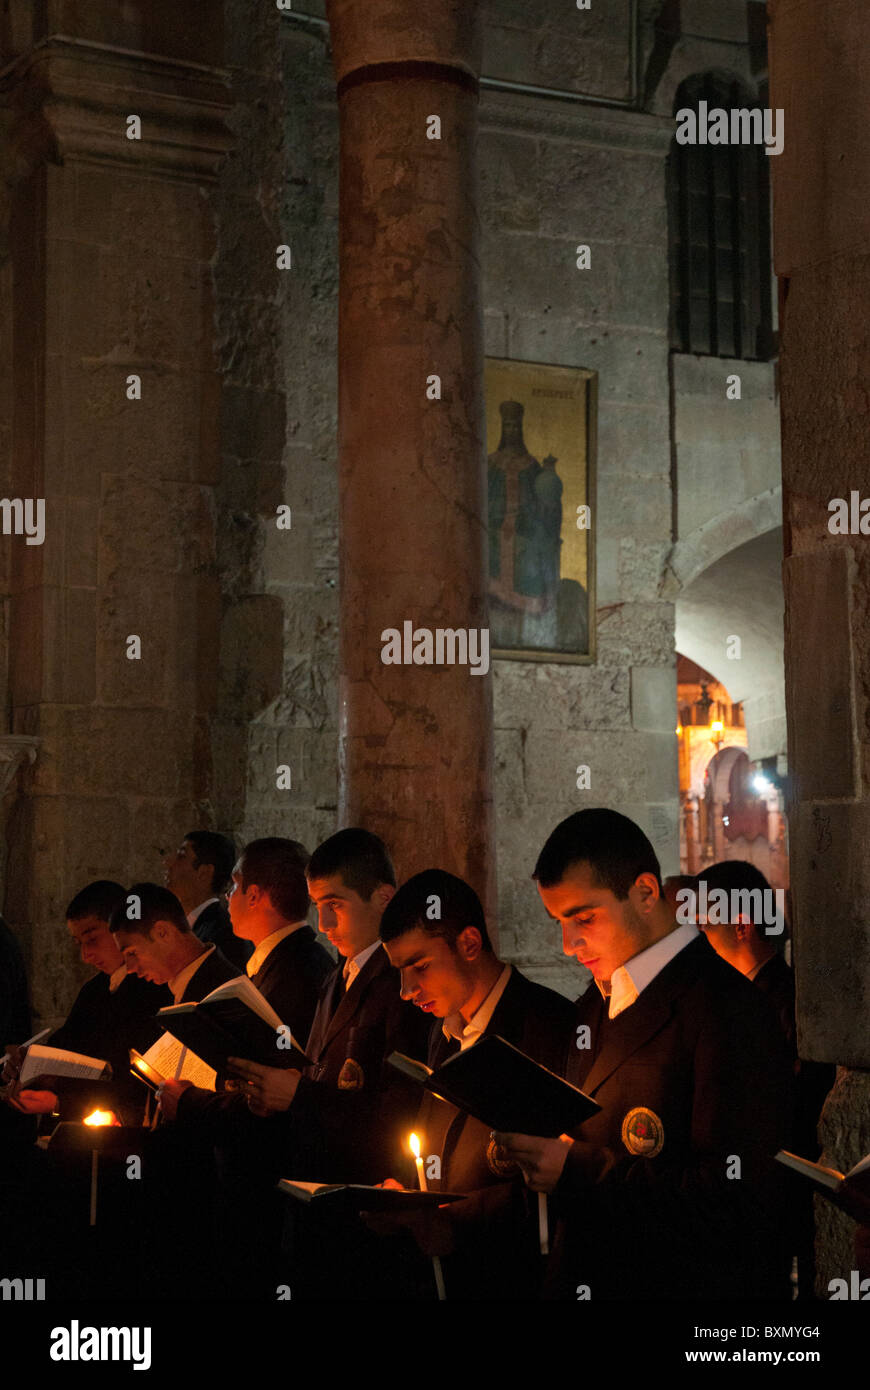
xmin=673 ymin=526 xmax=785 ymax=763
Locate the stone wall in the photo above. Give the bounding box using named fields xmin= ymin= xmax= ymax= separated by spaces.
xmin=479 ymin=91 xmax=678 ymax=992
xmin=0 ymin=3 xmax=231 ymax=1023
xmin=230 ymin=1 xmax=773 ymax=994
xmin=769 ymin=0 xmax=870 ymax=1288
xmin=213 ymin=10 xmax=340 ymax=867
xmin=0 ymin=0 xmax=784 ymax=1016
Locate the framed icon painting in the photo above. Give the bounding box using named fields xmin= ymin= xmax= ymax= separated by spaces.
xmin=485 ymin=357 xmax=596 ymax=662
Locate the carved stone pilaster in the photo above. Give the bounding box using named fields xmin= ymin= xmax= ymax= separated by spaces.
xmin=1 ymin=36 xmax=232 ymax=186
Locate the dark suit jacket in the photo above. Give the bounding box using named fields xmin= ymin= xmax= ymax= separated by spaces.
xmin=0 ymin=918 xmax=33 ymax=1163
xmin=192 ymin=900 xmax=252 ymax=972
xmin=754 ymin=952 xmax=834 ymax=1160
xmin=269 ymin=945 xmax=432 ymax=1300
xmin=0 ymin=916 xmax=30 ymax=1050
xmin=547 ymin=933 xmax=794 ymax=1301
xmin=45 ymin=970 xmax=171 ymax=1125
xmin=250 ymin=926 xmax=334 ymax=1047
xmin=285 ymin=943 xmax=432 ymax=1184
xmin=176 ymin=945 xmax=239 ymax=1004
xmin=176 ymin=928 xmax=334 ymax=1131
xmin=418 ymin=967 xmax=577 ymax=1299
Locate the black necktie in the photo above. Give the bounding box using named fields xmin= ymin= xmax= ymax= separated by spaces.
xmin=328 ymin=969 xmax=346 ymax=1019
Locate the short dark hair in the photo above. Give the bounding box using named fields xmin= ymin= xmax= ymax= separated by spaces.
xmin=109 ymin=883 xmax=189 ymax=937
xmin=66 ymin=881 xmax=126 ymax=924
xmin=239 ymin=838 xmax=310 ymax=921
xmin=379 ymin=869 xmax=492 ymax=953
xmin=701 ymin=860 xmax=775 ymax=927
xmin=307 ymin=828 xmax=396 ymax=899
xmin=185 ymin=831 xmax=236 ymax=895
xmin=533 ymin=809 xmax=663 ymax=899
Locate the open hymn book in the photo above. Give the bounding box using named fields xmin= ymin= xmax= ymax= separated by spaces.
xmin=19 ymin=1044 xmax=111 ymax=1086
xmin=277 ymin=1180 xmax=465 ymax=1212
xmin=130 ymin=1033 xmax=217 ymax=1092
xmin=389 ymin=1035 xmax=600 ymax=1136
xmin=776 ymin=1149 xmax=870 ymax=1219
xmin=155 ymin=975 xmax=310 ymax=1072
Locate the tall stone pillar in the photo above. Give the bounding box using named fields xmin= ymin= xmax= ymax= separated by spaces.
xmin=769 ymin=0 xmax=870 ymax=1288
xmin=0 ymin=4 xmax=231 ymax=1023
xmin=326 ymin=2 xmax=495 ymax=916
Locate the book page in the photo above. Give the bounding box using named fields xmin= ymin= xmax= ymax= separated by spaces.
xmin=278 ymin=1180 xmax=338 ymax=1197
xmin=141 ymin=1033 xmax=217 ymax=1091
xmin=847 ymin=1152 xmax=870 ymax=1179
xmin=775 ymin=1150 xmax=842 ymax=1187
xmin=20 ymin=1043 xmax=108 ymax=1085
xmin=388 ymin=1051 xmax=433 ymax=1082
xmin=202 ymin=975 xmax=285 ymax=1031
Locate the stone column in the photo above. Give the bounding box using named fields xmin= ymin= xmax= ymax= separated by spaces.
xmin=769 ymin=0 xmax=870 ymax=1288
xmin=326 ymin=1 xmax=495 ymax=916
xmin=0 ymin=4 xmax=231 ymax=1023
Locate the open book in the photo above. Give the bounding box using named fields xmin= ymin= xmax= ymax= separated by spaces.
xmin=389 ymin=1035 xmax=600 ymax=1137
xmin=277 ymin=1180 xmax=466 ymax=1212
xmin=19 ymin=1043 xmax=111 ymax=1086
xmin=775 ymin=1148 xmax=870 ymax=1219
xmin=156 ymin=975 xmax=310 ymax=1073
xmin=130 ymin=1032 xmax=217 ymax=1092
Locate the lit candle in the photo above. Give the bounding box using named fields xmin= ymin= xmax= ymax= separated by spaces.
xmin=410 ymin=1131 xmax=427 ymax=1190
xmin=89 ymin=1150 xmax=99 ymax=1227
xmin=83 ymin=1109 xmax=118 ymax=1127
xmin=409 ymin=1132 xmax=446 ymax=1301
xmin=82 ymin=1109 xmax=118 ymax=1229
xmin=538 ymin=1192 xmax=549 ymax=1255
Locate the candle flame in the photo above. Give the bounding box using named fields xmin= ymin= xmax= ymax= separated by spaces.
xmin=83 ymin=1109 xmax=117 ymax=1127
xmin=409 ymin=1131 xmax=421 ymax=1160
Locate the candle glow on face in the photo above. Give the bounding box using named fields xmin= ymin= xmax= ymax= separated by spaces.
xmin=83 ymin=1109 xmax=118 ymax=1127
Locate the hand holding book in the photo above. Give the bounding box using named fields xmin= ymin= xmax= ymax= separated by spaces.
xmin=775 ymin=1148 xmax=870 ymax=1222
xmin=156 ymin=1079 xmax=194 ymax=1122
xmin=490 ymin=1131 xmax=575 ymax=1194
xmin=227 ymin=1057 xmax=302 ymax=1115
xmin=6 ymin=1088 xmax=58 ymax=1115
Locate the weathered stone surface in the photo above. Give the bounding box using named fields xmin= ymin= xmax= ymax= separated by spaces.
xmin=784 ymin=551 xmax=856 ymax=802
xmin=494 ymin=661 xmax=631 ymax=731
xmin=597 ymin=471 xmax=671 ymax=540
xmin=482 ymin=233 xmax=665 ymax=331
xmin=597 ymin=601 xmax=676 ymax=667
xmin=493 ymin=726 xmax=525 ymax=822
xmin=218 ymin=595 xmax=285 ymax=721
xmin=815 ymin=1070 xmax=870 ymax=1292
xmin=508 ymin=320 xmax=668 ymax=407
xmin=598 ymin=403 xmax=671 ymax=472
xmin=522 ymin=726 xmax=676 ymax=809
xmin=631 ymin=665 xmax=677 ymax=732
xmin=789 ymin=801 xmax=870 ymax=1066
xmin=479 ymin=131 xmax=540 ymax=235
xmin=673 ymin=354 xmax=781 ymax=541
xmin=480 ymin=0 xmax=634 ymax=102
xmin=536 ymin=144 xmax=665 ymax=244
xmin=771 ymin=1 xmax=870 ymax=1297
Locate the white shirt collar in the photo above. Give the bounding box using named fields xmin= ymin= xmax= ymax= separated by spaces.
xmin=443 ymin=963 xmax=513 ymax=1051
xmin=246 ymin=921 xmax=306 ymax=978
xmin=108 ymin=964 xmax=128 ymax=994
xmin=597 ymin=924 xmax=698 ymax=1020
xmin=342 ymin=939 xmax=381 ymax=989
xmin=187 ymin=897 xmax=219 ymax=928
xmin=169 ymin=942 xmax=215 ymax=1004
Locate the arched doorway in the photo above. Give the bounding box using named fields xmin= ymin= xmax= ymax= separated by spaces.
xmin=677 ymin=658 xmax=788 ymax=889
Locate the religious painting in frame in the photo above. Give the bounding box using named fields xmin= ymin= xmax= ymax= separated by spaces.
xmin=485 ymin=357 xmax=596 ymax=663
